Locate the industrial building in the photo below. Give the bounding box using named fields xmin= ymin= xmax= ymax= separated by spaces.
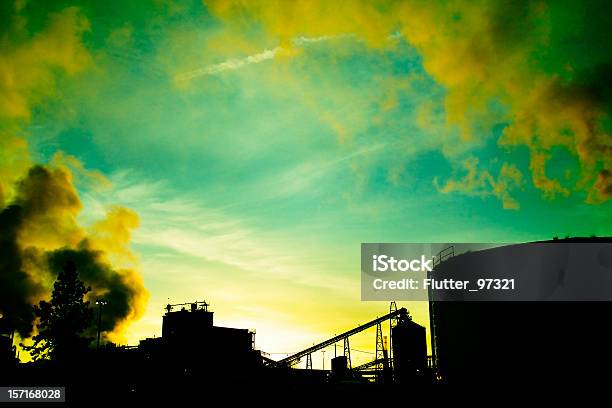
xmin=1 ymin=298 xmax=429 ymax=397
xmin=93 ymin=300 xmax=429 ymax=393
xmin=263 ymin=302 xmax=429 ymax=386
xmin=137 ymin=301 xmax=260 ymax=383
xmin=428 ymin=238 xmax=612 ymax=384
xmin=5 ymin=238 xmax=610 ymax=394
xmin=392 ymin=320 xmax=427 ymax=384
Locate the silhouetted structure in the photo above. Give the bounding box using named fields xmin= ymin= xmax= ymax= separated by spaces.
xmin=2 ymin=295 xmax=430 ymax=402
xmin=429 ymin=238 xmax=612 ymax=384
xmin=392 ymin=320 xmax=427 ymax=384
xmin=138 ymin=301 xmax=260 ymax=383
xmin=6 ymin=238 xmax=610 ymax=401
xmin=331 ymin=355 xmax=349 ymax=379
xmin=262 ymin=306 xmax=427 ymax=386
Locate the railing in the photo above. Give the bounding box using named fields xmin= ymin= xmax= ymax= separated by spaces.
xmin=433 ymin=245 xmax=454 ymax=268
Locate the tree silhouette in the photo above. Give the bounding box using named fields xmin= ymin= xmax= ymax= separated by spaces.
xmin=23 ymin=260 xmax=93 ymax=361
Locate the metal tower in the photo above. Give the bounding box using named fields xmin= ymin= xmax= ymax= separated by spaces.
xmin=375 ymin=322 xmax=385 ymax=382
xmin=344 ymin=337 xmax=352 ymax=369
xmin=389 ymin=301 xmax=398 ymax=371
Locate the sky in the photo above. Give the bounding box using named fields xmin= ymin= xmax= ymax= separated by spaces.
xmin=1 ymin=0 xmax=611 ymax=366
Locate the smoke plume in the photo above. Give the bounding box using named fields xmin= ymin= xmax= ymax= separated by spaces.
xmin=0 ymin=164 xmax=148 ymax=343
xmin=0 ymin=2 xmax=147 ymax=344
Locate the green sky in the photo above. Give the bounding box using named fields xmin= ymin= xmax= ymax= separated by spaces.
xmin=1 ymin=0 xmax=611 ymax=366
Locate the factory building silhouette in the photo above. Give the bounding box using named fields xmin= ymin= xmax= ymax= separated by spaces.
xmin=138 ymin=301 xmax=260 ymax=383
xmin=1 ymin=237 xmax=611 ymax=398
xmin=136 ymin=300 xmax=427 ymax=387
xmin=1 ymin=299 xmax=428 ymax=397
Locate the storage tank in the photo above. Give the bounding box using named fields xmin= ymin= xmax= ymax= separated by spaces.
xmin=392 ymin=319 xmax=427 ymax=384
xmin=331 ymin=355 xmax=348 ymax=379
xmin=429 ymin=238 xmax=612 ymax=383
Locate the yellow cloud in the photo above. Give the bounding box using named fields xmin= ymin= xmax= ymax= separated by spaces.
xmin=89 ymin=206 xmax=140 ymax=266
xmin=0 ymin=3 xmax=147 ymax=344
xmin=204 ymin=0 xmax=610 ymax=204
xmin=0 ymin=133 xmax=31 ymax=207
xmin=206 ymin=0 xmax=394 ymax=47
xmin=50 ymin=151 xmax=112 ymax=192
xmin=0 ymin=3 xmax=91 ymax=204
xmin=435 ymin=157 xmax=524 ymax=210
xmin=0 ymin=5 xmax=91 ymax=120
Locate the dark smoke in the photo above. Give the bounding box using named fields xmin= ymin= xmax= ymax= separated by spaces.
xmin=0 ymin=164 xmax=145 ymax=340
xmin=1 ymin=165 xmax=77 ymax=336
xmin=0 ymin=204 xmax=41 ymax=336
xmin=14 ymin=164 xmax=82 ymax=219
xmin=47 ymin=246 xmax=140 ymax=336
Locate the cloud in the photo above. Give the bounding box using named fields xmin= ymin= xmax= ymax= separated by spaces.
xmin=0 ymin=4 xmax=91 ymax=120
xmin=0 ymin=2 xmax=91 ymax=206
xmin=205 ymin=0 xmax=394 ymax=47
xmin=204 ymin=0 xmax=612 ymax=205
xmin=0 ymin=5 xmax=146 ymax=343
xmin=498 ymin=67 xmax=612 ymax=202
xmin=435 ymin=157 xmax=524 ymax=210
xmin=82 ymin=171 xmax=357 ymax=292
xmin=258 ymin=143 xmax=388 ymax=199
xmin=0 ymin=135 xmax=30 ymax=208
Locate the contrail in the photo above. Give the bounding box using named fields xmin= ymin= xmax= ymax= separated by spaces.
xmin=175 ymin=34 xmax=357 ymax=81
xmin=176 ymin=47 xmax=281 ymax=81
